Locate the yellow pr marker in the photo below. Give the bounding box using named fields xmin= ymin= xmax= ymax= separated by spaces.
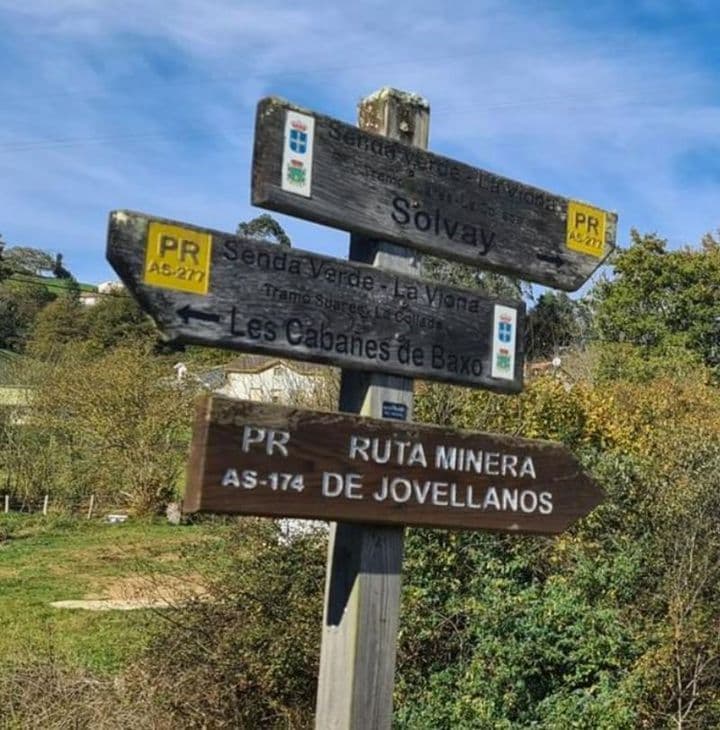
xmin=566 ymin=201 xmax=607 ymax=258
xmin=143 ymin=222 xmax=212 ymax=295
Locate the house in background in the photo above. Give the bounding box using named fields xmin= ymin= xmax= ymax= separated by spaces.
xmin=84 ymin=281 xmax=125 ymax=306
xmin=77 ymin=280 xmax=123 ymax=306
xmin=180 ymin=354 xmax=333 ymax=538
xmin=185 ymin=354 xmax=333 ymax=405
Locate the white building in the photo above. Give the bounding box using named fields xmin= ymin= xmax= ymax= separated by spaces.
xmin=193 ymin=354 xmax=332 ymax=538
xmin=80 ymin=280 xmax=125 ymax=307
xmin=178 ymin=354 xmax=332 ymax=406
xmin=210 ymin=355 xmax=329 ymax=404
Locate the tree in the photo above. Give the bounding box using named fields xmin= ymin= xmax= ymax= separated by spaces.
xmin=237 ymin=213 xmax=291 ymax=247
xmin=26 ymin=294 xmax=86 ymax=361
xmin=0 ymin=235 xmax=11 ymax=282
xmin=3 ymin=246 xmax=57 ymax=276
xmin=397 ymin=371 xmax=720 ymax=727
xmin=0 ymin=242 xmax=80 ymax=352
xmin=82 ymin=290 xmax=155 ymax=353
xmin=0 ymin=279 xmax=55 ymax=351
xmin=51 ymin=253 xmax=73 ymax=280
xmin=525 ymin=291 xmax=591 ymax=361
xmin=128 ymin=521 xmax=325 ymax=726
xmin=26 ymin=287 xmax=158 ymax=361
xmin=422 ymin=255 xmax=528 ymax=300
xmin=1 ymin=343 xmax=194 ymax=513
xmin=593 ymin=230 xmax=720 ymax=371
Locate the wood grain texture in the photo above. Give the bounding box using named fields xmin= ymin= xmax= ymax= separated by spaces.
xmin=106 ymin=210 xmax=525 ymax=392
xmin=183 ymin=396 xmax=605 ymax=535
xmin=317 ymin=521 xmax=404 ymax=729
xmin=315 ymin=89 xmax=431 ymax=730
xmin=252 ymin=96 xmax=618 ymax=291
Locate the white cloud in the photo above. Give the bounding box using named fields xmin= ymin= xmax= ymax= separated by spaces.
xmin=0 ymin=0 xmax=719 ymax=283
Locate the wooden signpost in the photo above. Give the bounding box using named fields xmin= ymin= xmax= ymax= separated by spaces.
xmin=252 ymin=97 xmax=618 ymax=291
xmin=315 ymin=90 xmax=429 ymax=729
xmin=184 ymin=396 xmax=604 ymax=535
xmin=106 ymin=211 xmax=525 ymax=392
xmin=107 ymin=86 xmax=614 ymax=730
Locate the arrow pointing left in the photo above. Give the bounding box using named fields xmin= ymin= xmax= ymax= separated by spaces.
xmin=177 ymin=304 xmax=221 ymax=325
xmin=105 ymin=210 xmax=527 ymax=392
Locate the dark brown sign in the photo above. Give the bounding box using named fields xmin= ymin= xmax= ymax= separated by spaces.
xmin=252 ymin=97 xmax=618 ymax=292
xmin=106 ymin=211 xmax=526 ymax=392
xmin=184 ymin=397 xmax=604 ymax=534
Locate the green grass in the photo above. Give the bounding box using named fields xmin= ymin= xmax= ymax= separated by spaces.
xmin=0 ymin=515 xmax=225 ymax=673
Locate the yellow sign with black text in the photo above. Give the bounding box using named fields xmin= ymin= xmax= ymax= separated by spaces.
xmin=566 ymin=201 xmax=606 ymax=258
xmin=143 ymin=222 xmax=212 ymax=294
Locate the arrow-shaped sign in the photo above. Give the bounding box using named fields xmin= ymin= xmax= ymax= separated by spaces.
xmin=106 ymin=211 xmax=526 ymax=393
xmin=184 ymin=397 xmax=605 ymax=534
xmin=252 ymin=97 xmax=618 ymax=292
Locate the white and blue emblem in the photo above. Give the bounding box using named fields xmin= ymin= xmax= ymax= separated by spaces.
xmin=491 ymin=305 xmax=518 ymax=380
xmin=281 ymin=111 xmax=315 ymax=198
xmin=289 ymin=128 xmax=308 ymax=154
xmin=498 ymin=321 xmax=513 ymax=343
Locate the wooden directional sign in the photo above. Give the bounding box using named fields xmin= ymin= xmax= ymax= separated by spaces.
xmin=252 ymin=97 xmax=618 ymax=291
xmin=106 ymin=211 xmax=526 ymax=392
xmin=184 ymin=397 xmax=605 ymax=535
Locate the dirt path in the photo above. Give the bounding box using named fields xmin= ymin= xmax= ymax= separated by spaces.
xmin=50 ymin=574 xmax=209 ymax=611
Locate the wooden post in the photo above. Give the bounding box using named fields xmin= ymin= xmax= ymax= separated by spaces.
xmin=87 ymin=494 xmax=95 ymax=520
xmin=315 ymin=88 xmax=430 ymax=729
xmin=4 ymin=495 xmax=8 ymax=514
xmin=42 ymin=494 xmax=49 ymax=516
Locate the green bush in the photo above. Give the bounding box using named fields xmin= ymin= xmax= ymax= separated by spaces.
xmin=124 ymin=519 xmax=326 ymax=728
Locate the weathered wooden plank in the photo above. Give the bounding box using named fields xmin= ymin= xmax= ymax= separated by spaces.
xmin=315 ymin=88 xmax=430 ymax=730
xmin=252 ymin=97 xmax=618 ymax=291
xmin=106 ymin=210 xmax=525 ymax=392
xmin=318 ymin=521 xmax=403 ymax=729
xmin=183 ymin=396 xmax=605 ymax=535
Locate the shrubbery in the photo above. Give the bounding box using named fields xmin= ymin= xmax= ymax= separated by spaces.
xmin=1 ymin=365 xmax=719 ymax=726
xmin=394 ymin=370 xmax=720 ymax=727
xmin=2 ymin=229 xmax=720 ymax=726
xmin=0 ymin=343 xmax=194 ymax=514
xmin=125 ymin=519 xmax=326 ymax=728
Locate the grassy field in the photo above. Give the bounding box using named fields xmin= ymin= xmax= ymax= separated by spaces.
xmin=0 ymin=515 xmax=225 ymax=673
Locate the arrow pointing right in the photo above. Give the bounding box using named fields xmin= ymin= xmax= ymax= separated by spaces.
xmin=184 ymin=397 xmax=606 ymax=534
xmin=536 ymin=252 xmax=566 ymax=267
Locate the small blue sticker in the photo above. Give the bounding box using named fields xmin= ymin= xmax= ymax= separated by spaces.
xmin=382 ymin=402 xmax=408 ymax=420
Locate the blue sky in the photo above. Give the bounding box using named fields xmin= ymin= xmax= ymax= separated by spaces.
xmin=1 ymin=0 xmax=720 ymax=289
